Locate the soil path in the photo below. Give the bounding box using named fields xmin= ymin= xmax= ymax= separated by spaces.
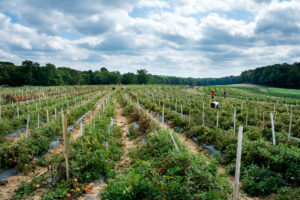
xmin=78 ymin=101 xmax=136 ymax=200
xmin=0 ymin=96 xmax=106 ymax=200
xmin=114 ymin=103 xmax=135 ymax=171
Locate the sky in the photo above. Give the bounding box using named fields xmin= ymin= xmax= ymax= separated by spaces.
xmin=0 ymin=0 xmax=299 ymax=78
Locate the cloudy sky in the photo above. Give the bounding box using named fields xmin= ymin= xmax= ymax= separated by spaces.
xmin=0 ymin=0 xmax=299 ymax=78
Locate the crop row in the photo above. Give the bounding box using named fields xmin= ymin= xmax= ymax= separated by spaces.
xmin=127 ymin=86 xmax=300 ymax=197
xmin=197 ymin=85 xmax=300 ymax=104
xmin=100 ymin=93 xmax=232 ymax=199
xmin=13 ymin=92 xmax=123 ymax=199
xmin=131 ymin=86 xmax=299 ymax=138
xmin=0 ymin=88 xmax=104 ymax=138
xmin=0 ymin=85 xmax=104 ymax=105
xmin=0 ymin=91 xmax=108 ymax=173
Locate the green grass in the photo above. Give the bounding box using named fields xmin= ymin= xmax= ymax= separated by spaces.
xmin=267 ymin=87 xmax=300 ymax=98
xmin=196 ymin=84 xmax=300 ymax=104
xmin=230 ymin=85 xmax=300 ymax=99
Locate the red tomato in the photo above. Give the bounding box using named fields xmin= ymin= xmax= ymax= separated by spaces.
xmin=87 ymin=185 xmax=92 ymax=189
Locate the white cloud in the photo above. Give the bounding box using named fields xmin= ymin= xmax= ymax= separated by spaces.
xmin=138 ymin=0 xmax=169 ymax=8
xmin=172 ymin=0 xmax=263 ymax=15
xmin=0 ymin=0 xmax=299 ymax=78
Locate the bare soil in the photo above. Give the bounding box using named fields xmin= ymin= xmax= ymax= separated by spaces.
xmin=78 ymin=102 xmax=137 ymax=200
xmin=114 ymin=103 xmax=135 ymax=172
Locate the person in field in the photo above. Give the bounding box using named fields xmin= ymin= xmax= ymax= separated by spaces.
xmin=224 ymin=90 xmax=226 ymax=98
xmin=211 ymin=91 xmax=215 ymax=99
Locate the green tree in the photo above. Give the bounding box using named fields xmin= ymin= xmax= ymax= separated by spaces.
xmin=137 ymin=69 xmax=149 ymax=84
xmin=122 ymin=72 xmax=137 ymax=84
xmin=100 ymin=67 xmax=108 ymax=72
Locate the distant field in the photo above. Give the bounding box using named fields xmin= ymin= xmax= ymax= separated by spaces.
xmin=267 ymin=87 xmax=300 ymax=98
xmin=197 ymin=84 xmax=300 ymax=104
xmin=231 ymin=85 xmax=300 ymax=99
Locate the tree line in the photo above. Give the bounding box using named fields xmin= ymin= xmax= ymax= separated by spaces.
xmin=240 ymin=63 xmax=300 ymax=89
xmin=0 ymin=60 xmax=240 ymax=86
xmin=0 ymin=60 xmax=299 ymax=88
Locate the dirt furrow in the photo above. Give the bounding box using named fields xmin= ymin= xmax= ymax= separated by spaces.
xmin=78 ymin=101 xmax=137 ymax=200
xmin=114 ymin=103 xmax=135 ymax=172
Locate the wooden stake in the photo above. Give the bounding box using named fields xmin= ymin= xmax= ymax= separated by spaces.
xmin=233 ymin=126 xmax=243 ymax=200
xmin=37 ymin=114 xmax=40 ymax=129
xmin=80 ymin=122 xmax=83 ymax=137
xmin=189 ymin=108 xmax=191 ymax=127
xmin=241 ymin=102 xmax=243 ymax=114
xmin=216 ymin=111 xmax=219 ymax=127
xmin=202 ymin=102 xmax=205 ymax=126
xmin=270 ymin=112 xmax=276 ymax=145
xmin=46 ymin=109 xmax=49 ymax=123
xmin=288 ymin=106 xmax=293 ymax=140
xmin=26 ymin=115 xmax=30 ymax=138
xmin=169 ymin=131 xmax=179 ymax=152
xmin=162 ymin=104 xmax=164 ymax=129
xmin=233 ymin=109 xmax=236 ymax=134
xmin=17 ymin=106 xmax=20 ymax=118
xmin=180 ymin=104 xmax=183 ymax=116
xmin=61 ymin=109 xmax=69 ymax=181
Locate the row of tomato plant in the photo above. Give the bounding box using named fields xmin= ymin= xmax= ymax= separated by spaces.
xmin=100 ymin=94 xmax=232 ymax=200
xmin=127 ymin=86 xmax=300 ymax=198
xmin=0 ymin=89 xmax=104 ymax=144
xmin=0 ymin=85 xmax=103 ymax=105
xmin=132 ymin=85 xmax=299 ymax=138
xmin=12 ymin=92 xmax=123 ymax=199
xmin=0 ymin=87 xmax=105 ymax=138
xmin=0 ymin=91 xmax=108 ymax=173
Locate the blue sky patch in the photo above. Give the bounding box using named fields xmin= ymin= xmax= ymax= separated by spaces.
xmin=4 ymin=11 xmax=18 ymax=23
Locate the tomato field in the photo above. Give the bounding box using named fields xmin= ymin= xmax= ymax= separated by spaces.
xmin=0 ymin=85 xmax=299 ymax=200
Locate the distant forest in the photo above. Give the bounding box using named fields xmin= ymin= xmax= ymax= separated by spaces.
xmin=0 ymin=60 xmax=299 ymax=88
xmin=0 ymin=60 xmax=239 ymax=86
xmin=240 ymin=63 xmax=300 ymax=89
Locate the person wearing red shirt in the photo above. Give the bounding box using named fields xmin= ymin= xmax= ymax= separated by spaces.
xmin=211 ymin=91 xmax=215 ymax=99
